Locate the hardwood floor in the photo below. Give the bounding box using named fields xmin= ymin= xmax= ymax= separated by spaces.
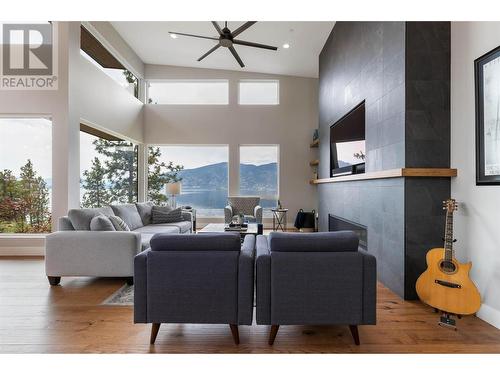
xmin=1 ymin=257 xmax=500 ymax=354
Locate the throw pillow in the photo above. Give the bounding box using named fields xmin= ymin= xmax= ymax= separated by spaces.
xmin=68 ymin=207 xmax=115 ymax=230
xmin=110 ymin=204 xmax=144 ymax=230
xmin=152 ymin=206 xmax=183 ymax=224
xmin=109 ymin=215 xmax=131 ymax=231
xmin=135 ymin=201 xmax=154 ymax=226
xmin=89 ymin=214 xmax=116 ymax=231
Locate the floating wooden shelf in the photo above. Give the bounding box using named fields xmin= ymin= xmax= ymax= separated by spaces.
xmin=309 ymin=168 xmax=458 ymax=184
xmin=310 ymin=139 xmax=319 ymax=148
xmin=309 ymin=160 xmax=320 ymax=167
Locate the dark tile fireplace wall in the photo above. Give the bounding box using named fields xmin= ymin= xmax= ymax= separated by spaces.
xmin=318 ymin=22 xmax=450 ymax=299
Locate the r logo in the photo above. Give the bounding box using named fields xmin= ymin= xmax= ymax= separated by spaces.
xmin=2 ymin=23 xmax=53 ymax=75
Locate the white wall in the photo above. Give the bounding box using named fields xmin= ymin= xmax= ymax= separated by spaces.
xmin=144 ymin=65 xmax=319 ymax=225
xmin=451 ymin=22 xmax=500 ymax=329
xmin=77 ymin=55 xmax=144 ymax=142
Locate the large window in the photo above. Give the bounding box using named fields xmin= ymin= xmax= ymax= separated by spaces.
xmin=239 ymin=145 xmax=279 ymax=216
xmin=80 ymin=127 xmax=138 ymax=208
xmin=80 ymin=26 xmax=139 ymax=98
xmin=147 ymin=80 xmax=229 ymax=105
xmin=239 ymin=80 xmax=279 ymax=105
xmin=0 ymin=118 xmax=52 ymax=233
xmin=147 ymin=145 xmax=229 ymax=217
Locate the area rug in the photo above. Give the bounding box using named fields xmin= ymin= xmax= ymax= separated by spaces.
xmin=102 ymin=284 xmax=134 ymax=306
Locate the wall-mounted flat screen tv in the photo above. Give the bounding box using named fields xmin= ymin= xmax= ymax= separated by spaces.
xmin=330 ymin=101 xmax=366 ymax=177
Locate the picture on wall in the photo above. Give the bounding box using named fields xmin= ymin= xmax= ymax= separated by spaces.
xmin=475 ymin=45 xmax=500 ymax=185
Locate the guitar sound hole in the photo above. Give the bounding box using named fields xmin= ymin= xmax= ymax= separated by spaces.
xmin=439 ymin=260 xmax=457 ymax=273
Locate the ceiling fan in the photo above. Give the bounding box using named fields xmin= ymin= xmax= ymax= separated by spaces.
xmin=168 ymin=21 xmax=278 ymax=68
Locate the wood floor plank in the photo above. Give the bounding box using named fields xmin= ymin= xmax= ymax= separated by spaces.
xmin=0 ymin=258 xmax=499 ymax=353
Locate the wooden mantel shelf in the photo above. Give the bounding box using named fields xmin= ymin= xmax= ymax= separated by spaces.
xmin=309 ymin=168 xmax=457 ymax=184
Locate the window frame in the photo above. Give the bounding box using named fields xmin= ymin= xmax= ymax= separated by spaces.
xmin=238 ymin=144 xmax=280 ymax=213
xmin=146 ymin=79 xmax=230 ymax=105
xmin=0 ymin=115 xmax=53 ymax=237
xmin=238 ymin=79 xmax=280 ymax=105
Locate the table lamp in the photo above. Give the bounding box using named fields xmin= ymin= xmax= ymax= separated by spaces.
xmin=165 ymin=181 xmax=182 ymax=208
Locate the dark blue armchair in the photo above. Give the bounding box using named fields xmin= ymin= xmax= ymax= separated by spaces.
xmin=134 ymin=232 xmax=255 ymax=344
xmin=255 ymin=231 xmax=376 ymax=345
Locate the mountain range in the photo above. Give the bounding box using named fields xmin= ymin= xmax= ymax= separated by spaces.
xmin=178 ymin=162 xmax=277 ymax=192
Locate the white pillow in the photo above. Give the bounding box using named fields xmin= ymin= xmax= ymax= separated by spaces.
xmin=109 ymin=215 xmax=131 ymax=231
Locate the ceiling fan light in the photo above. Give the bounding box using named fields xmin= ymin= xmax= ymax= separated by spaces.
xmin=170 ymin=33 xmax=178 ymax=39
xmin=283 ymin=43 xmax=290 ymax=49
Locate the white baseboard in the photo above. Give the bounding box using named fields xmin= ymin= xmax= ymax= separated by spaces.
xmin=0 ymin=247 xmax=45 ymax=256
xmin=477 ymin=303 xmax=500 ymax=329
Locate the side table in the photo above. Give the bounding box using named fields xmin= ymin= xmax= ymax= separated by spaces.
xmin=271 ymin=208 xmax=288 ymax=232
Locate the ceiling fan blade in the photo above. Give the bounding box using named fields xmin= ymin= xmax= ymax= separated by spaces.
xmin=168 ymin=31 xmax=219 ymax=41
xmin=197 ymin=44 xmax=221 ymax=61
xmin=231 ymin=21 xmax=257 ymax=37
xmin=212 ymin=21 xmax=223 ymax=35
xmin=228 ymin=46 xmax=245 ymax=67
xmin=233 ymin=39 xmax=278 ymax=51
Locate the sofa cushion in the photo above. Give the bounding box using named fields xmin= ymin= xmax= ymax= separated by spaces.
xmin=90 ymin=214 xmax=116 ymax=231
xmin=151 ymin=206 xmax=183 ymax=224
xmin=159 ymin=221 xmax=192 ymax=233
xmin=135 ymin=201 xmax=154 ymax=226
xmin=269 ymin=231 xmax=359 ymax=252
xmin=134 ymin=225 xmax=181 ymax=235
xmin=68 ymin=207 xmax=114 ymax=230
xmin=109 ymin=215 xmax=130 ymax=231
xmin=141 ymin=222 xmax=191 ymax=234
xmin=110 ymin=204 xmax=144 ymax=230
xmin=150 ymin=232 xmax=241 ymax=252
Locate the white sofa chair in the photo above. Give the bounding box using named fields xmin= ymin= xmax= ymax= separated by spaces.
xmin=45 ymin=203 xmax=192 ymax=286
xmin=224 ymin=196 xmax=263 ymax=224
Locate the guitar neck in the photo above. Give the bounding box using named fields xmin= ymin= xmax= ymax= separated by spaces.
xmin=444 ymin=210 xmax=454 ymax=260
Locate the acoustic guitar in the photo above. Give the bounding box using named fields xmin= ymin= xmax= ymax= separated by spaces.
xmin=415 ymin=199 xmax=481 ymax=316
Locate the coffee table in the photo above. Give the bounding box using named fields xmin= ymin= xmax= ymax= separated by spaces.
xmin=199 ymin=223 xmax=260 ymax=238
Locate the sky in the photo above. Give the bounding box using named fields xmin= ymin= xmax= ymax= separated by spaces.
xmin=155 ymin=145 xmax=228 ymax=169
xmin=240 ymin=145 xmax=278 ymax=165
xmin=0 ymin=118 xmax=52 ymax=179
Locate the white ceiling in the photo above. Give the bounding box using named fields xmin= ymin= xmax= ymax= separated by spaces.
xmin=111 ymin=21 xmax=334 ymax=78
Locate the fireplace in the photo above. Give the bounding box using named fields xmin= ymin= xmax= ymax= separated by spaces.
xmin=328 ymin=214 xmax=367 ymax=250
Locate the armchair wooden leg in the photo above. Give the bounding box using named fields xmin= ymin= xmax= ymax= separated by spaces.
xmin=150 ymin=323 xmax=161 ymax=344
xmin=268 ymin=325 xmax=280 ymax=345
xmin=349 ymin=325 xmax=360 ymax=345
xmin=47 ymin=276 xmax=60 ymax=286
xmin=229 ymin=324 xmax=240 ymax=345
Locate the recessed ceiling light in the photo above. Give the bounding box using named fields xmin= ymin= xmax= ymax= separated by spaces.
xmin=283 ymin=43 xmax=290 ymax=49
xmin=170 ymin=33 xmax=178 ymax=39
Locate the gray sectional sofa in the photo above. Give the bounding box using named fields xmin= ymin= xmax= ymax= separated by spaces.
xmin=45 ymin=203 xmax=193 ymax=286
